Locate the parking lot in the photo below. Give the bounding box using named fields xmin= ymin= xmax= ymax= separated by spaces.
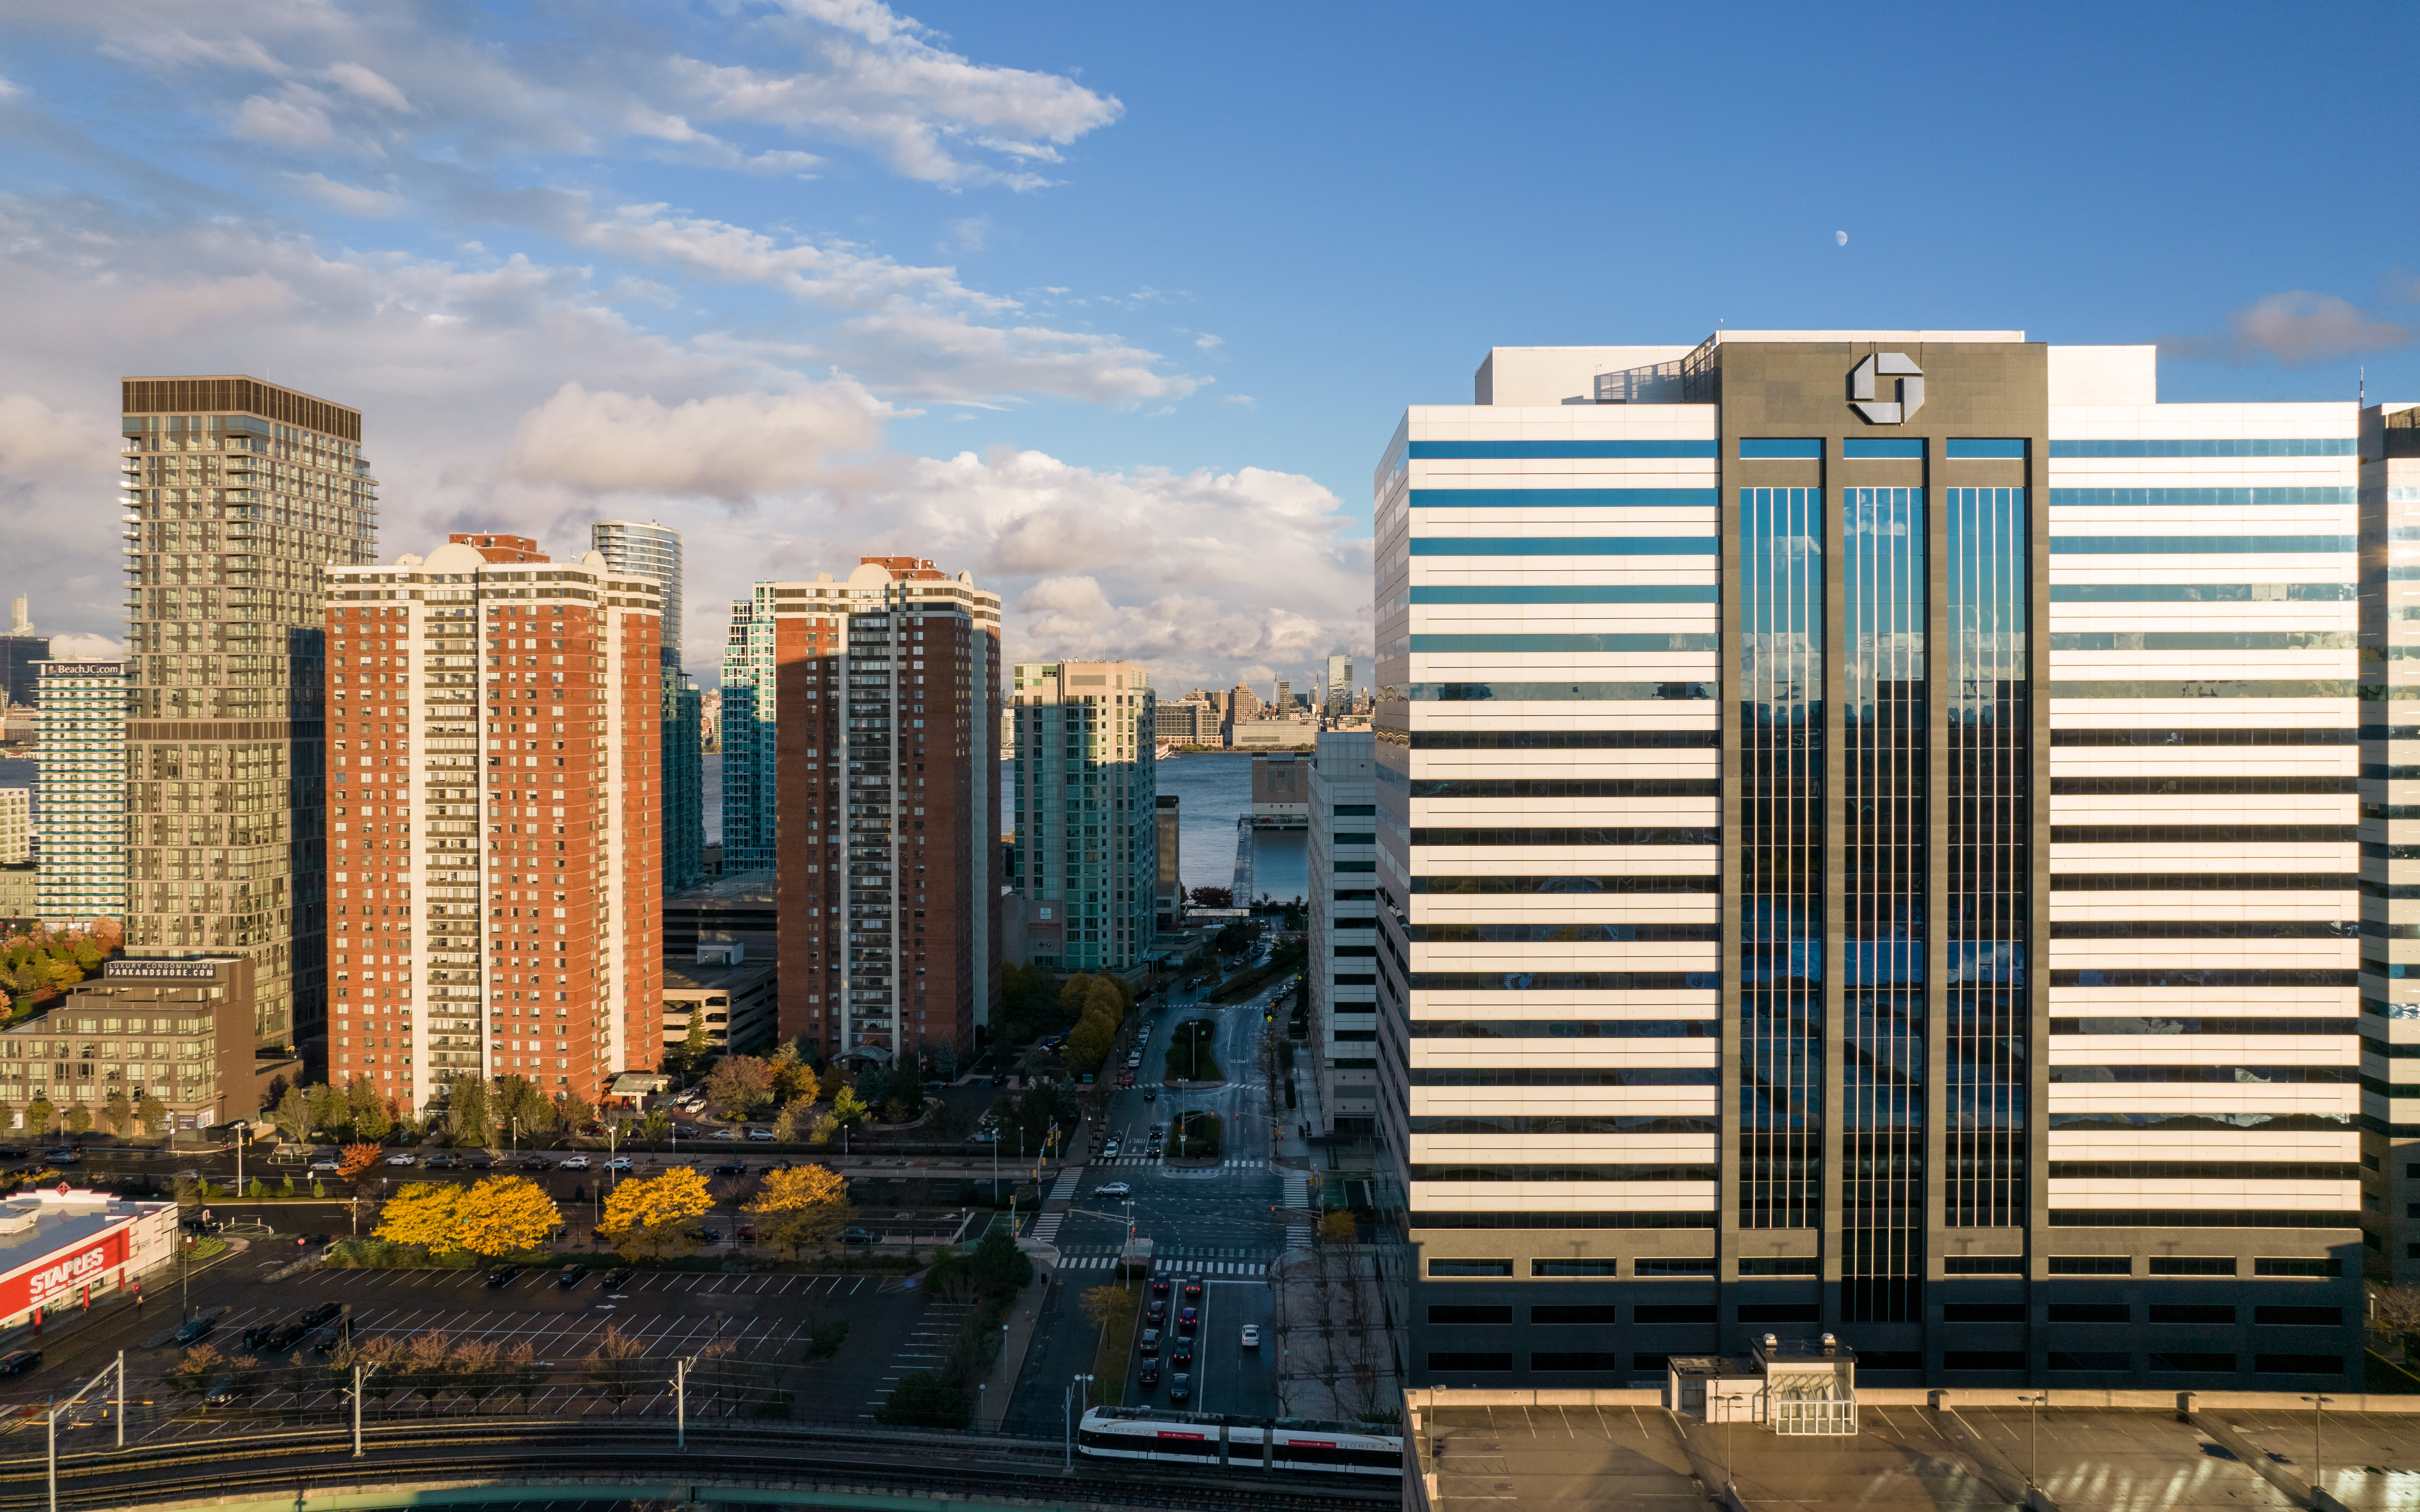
xmin=0 ymin=1257 xmax=976 ymax=1438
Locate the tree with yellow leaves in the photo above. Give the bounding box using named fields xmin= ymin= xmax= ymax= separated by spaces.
xmin=374 ymin=1182 xmax=464 ymax=1254
xmin=598 ymin=1165 xmax=714 ymax=1261
xmin=745 ymin=1164 xmax=855 ymax=1259
xmin=449 ymin=1175 xmax=562 ymax=1259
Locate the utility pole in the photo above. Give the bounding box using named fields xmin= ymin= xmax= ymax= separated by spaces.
xmin=674 ymin=1357 xmax=690 ymax=1448
xmin=350 ymin=1361 xmax=374 ymax=1457
xmin=2020 ymin=1391 xmax=2047 ymax=1504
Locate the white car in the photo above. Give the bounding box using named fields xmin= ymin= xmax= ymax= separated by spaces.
xmin=383 ymin=1154 xmax=415 ymax=1167
xmin=1103 ymin=1140 xmax=1122 ymax=1158
xmin=557 ymin=1155 xmax=591 ymax=1170
xmin=307 ymin=1157 xmax=340 ymax=1173
xmin=603 ymin=1157 xmax=634 ymax=1172
xmin=746 ymin=1128 xmax=774 ymax=1142
xmin=1095 ymin=1181 xmax=1132 ymax=1198
xmin=710 ymin=1128 xmax=740 ymax=1142
xmin=1241 ymin=1324 xmax=1260 ymax=1349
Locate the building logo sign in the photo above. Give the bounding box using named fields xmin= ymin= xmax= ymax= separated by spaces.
xmin=103 ymin=961 xmax=223 ymax=980
xmin=1850 ymin=353 xmax=1925 ymax=425
xmin=25 ymin=1243 xmax=109 ymax=1306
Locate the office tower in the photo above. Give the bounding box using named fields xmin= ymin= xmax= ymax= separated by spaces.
xmin=0 ymin=598 xmax=46 ymax=708
xmin=1380 ymin=333 xmax=2371 ymax=1392
xmin=1229 ymin=684 xmax=1263 ymax=724
xmin=35 ymin=659 xmax=127 ymax=925
xmin=2371 ymin=402 xmax=2420 ymax=1283
xmin=1154 ymin=793 xmax=1182 ymax=928
xmin=1277 ymin=679 xmax=1291 ymax=714
xmin=1154 ymin=697 xmax=1217 ymax=746
xmin=321 ymin=532 xmax=665 ymax=1108
xmin=1327 ymin=654 xmax=1353 ymax=718
xmin=1010 ymin=661 xmax=1156 ymax=973
xmin=121 ymin=375 xmax=379 ymax=1053
xmin=591 ymin=521 xmax=702 ymax=895
xmin=1307 ymin=731 xmax=1377 ymax=1134
xmin=761 ymin=559 xmax=1002 ymax=1063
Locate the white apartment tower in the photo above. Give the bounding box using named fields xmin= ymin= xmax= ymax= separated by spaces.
xmin=34 ymin=659 xmax=127 ymax=924
xmin=1309 ymin=729 xmax=1379 ymax=1133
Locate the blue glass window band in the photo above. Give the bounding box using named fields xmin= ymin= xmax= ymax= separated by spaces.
xmin=1738 ymin=438 xmax=1821 ymax=460
xmin=1947 ymin=439 xmax=2028 ymax=459
xmin=1843 ymin=438 xmax=1924 ymax=459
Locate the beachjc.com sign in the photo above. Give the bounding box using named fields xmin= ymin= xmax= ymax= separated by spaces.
xmin=0 ymin=1230 xmax=125 ymax=1318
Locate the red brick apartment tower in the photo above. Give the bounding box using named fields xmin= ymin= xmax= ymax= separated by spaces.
xmin=322 ymin=534 xmax=663 ymax=1110
xmin=769 ymin=557 xmax=1000 ymax=1069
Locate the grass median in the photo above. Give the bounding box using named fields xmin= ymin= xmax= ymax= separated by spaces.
xmin=1081 ymin=1278 xmax=1141 ymax=1406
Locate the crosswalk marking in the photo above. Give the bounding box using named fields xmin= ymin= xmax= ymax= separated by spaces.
xmin=1282 ymin=1170 xmax=1313 ymax=1247
xmin=1093 ymin=1156 xmax=1269 ymax=1168
xmin=1053 ymin=1255 xmax=1268 ymax=1275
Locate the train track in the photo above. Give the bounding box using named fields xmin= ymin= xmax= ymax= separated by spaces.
xmin=0 ymin=1418 xmax=1401 ymax=1512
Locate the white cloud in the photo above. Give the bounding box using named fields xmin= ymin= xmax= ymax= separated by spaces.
xmin=2162 ymin=290 xmax=2413 ymax=367
xmin=232 ymin=88 xmax=336 ymax=148
xmin=46 ymin=632 xmax=124 ymax=660
xmin=321 ymin=61 xmax=411 ymax=114
xmin=1193 ymin=333 xmax=1222 ymax=350
xmin=505 ymin=382 xmax=891 ymax=502
xmin=1221 ymin=394 xmax=1257 ymax=409
xmin=287 ymin=171 xmax=402 ymax=217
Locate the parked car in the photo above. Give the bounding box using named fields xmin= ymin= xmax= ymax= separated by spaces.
xmin=383 ymin=1153 xmax=415 ymax=1167
xmin=557 ymin=1155 xmax=591 ymax=1170
xmin=1240 ymin=1324 xmax=1260 ymax=1349
xmin=423 ymin=1153 xmax=460 ymax=1170
xmin=1168 ymin=1372 xmax=1192 ymax=1403
xmin=558 ymin=1264 xmax=588 ymax=1290
xmin=266 ymin=1322 xmax=310 ymax=1352
xmin=485 ymin=1265 xmax=521 ymax=1288
xmin=301 ymin=1302 xmax=342 ymax=1329
xmin=712 ymin=1161 xmax=749 ymax=1176
xmin=601 ymin=1266 xmax=634 ymax=1291
xmin=174 ymin=1316 xmax=216 ymax=1345
xmin=203 ymin=1375 xmax=235 ymax=1406
xmin=242 ymin=1323 xmax=278 ymax=1350
xmin=709 ymin=1128 xmax=740 ymax=1142
xmin=514 ymin=1156 xmax=552 ymax=1172
xmin=603 ymin=1157 xmax=634 ymax=1171
xmin=308 ymin=1323 xmax=347 ymax=1354
xmin=1095 ymin=1182 xmax=1131 ymax=1198
xmin=686 ymin=1226 xmax=720 ymax=1245
xmin=746 ymin=1127 xmax=774 ymax=1142
xmin=840 ymin=1226 xmax=875 ymax=1246
xmin=307 ymin=1157 xmax=340 ymax=1173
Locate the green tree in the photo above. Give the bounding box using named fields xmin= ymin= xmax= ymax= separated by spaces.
xmin=103 ymin=1090 xmax=133 ymax=1136
xmin=704 ymin=1054 xmax=775 ymax=1118
xmin=307 ymin=1082 xmax=348 ymax=1140
xmin=445 ymin=1073 xmax=493 ymax=1147
xmin=877 ymin=1371 xmax=971 ymax=1428
xmin=831 ymin=1086 xmax=869 ymax=1130
xmin=559 ymin=1091 xmax=596 ymax=1134
xmin=64 ymin=1102 xmax=93 ymax=1136
xmin=271 ymin=1085 xmax=311 ymax=1146
xmin=1064 ymin=1009 xmax=1115 ymax=1075
xmin=673 ymin=1012 xmax=710 ymax=1075
xmin=771 ymin=1054 xmax=818 ymax=1106
xmin=639 ymin=1108 xmax=671 ymax=1149
xmin=137 ymin=1092 xmax=168 ymax=1138
xmin=346 ymin=1079 xmax=392 ymax=1142
xmin=770 ymin=1097 xmax=815 ymax=1144
xmin=968 ymin=1224 xmax=1034 ymax=1296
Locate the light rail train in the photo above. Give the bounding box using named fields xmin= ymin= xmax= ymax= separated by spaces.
xmin=1076 ymin=1406 xmax=1402 ymax=1476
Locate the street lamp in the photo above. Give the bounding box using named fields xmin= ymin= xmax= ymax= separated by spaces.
xmin=1065 ymin=1371 xmax=1096 ymax=1468
xmin=1718 ymin=1391 xmax=1746 ymax=1497
xmin=2303 ymin=1395 xmax=2335 ymax=1505
xmin=2019 ymin=1391 xmax=2048 ymax=1503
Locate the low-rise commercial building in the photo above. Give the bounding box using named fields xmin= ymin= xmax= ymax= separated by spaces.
xmin=0 ymin=1190 xmax=179 ymax=1333
xmin=0 ymin=956 xmax=271 ymax=1132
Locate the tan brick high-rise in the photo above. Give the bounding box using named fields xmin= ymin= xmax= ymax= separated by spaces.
xmin=321 ymin=534 xmax=664 ymax=1109
xmin=120 ymin=376 xmax=379 ymax=1058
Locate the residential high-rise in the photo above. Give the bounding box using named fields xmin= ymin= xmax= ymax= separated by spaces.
xmin=1327 ymin=654 xmax=1353 ymax=718
xmin=321 ymin=533 xmax=665 ymax=1110
xmin=591 ymin=521 xmax=702 ymax=895
xmin=1010 ymin=661 xmax=1157 ymax=972
xmin=1379 ymin=334 xmax=2373 ymax=1392
xmin=1154 ymin=793 xmax=1182 ymax=928
xmin=0 ymin=787 xmax=25 ymax=866
xmin=120 ymin=375 xmax=379 ymax=1053
xmin=1307 ymin=730 xmax=1377 ymax=1136
xmin=35 ymin=659 xmax=127 ymax=925
xmin=1154 ymin=697 xmax=1218 ymax=746
xmin=762 ymin=559 xmax=1003 ymax=1065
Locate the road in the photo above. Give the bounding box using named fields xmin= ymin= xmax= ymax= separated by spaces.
xmin=1006 ymin=960 xmax=1298 ymax=1433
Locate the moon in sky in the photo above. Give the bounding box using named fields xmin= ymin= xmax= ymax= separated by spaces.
xmin=1836 ymin=230 xmax=1849 ymax=246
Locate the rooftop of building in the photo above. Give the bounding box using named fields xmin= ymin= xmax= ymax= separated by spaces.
xmin=667 ymin=867 xmax=776 ymax=908
xmin=1406 ymin=1389 xmax=2420 ymax=1512
xmin=0 ymin=1191 xmax=173 ymax=1275
xmin=662 ymin=957 xmax=777 ymax=996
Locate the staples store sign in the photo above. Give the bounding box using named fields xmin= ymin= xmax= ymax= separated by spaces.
xmin=0 ymin=1230 xmax=125 ymax=1318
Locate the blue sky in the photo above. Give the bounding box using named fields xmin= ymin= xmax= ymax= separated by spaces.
xmin=2 ymin=1 xmax=2414 ymax=690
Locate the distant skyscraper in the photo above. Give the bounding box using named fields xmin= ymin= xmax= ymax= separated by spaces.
xmin=1326 ymin=654 xmax=1352 ymax=716
xmin=121 ymin=375 xmax=379 ymax=1050
xmin=591 ymin=521 xmax=702 ymax=894
xmin=1010 ymin=661 xmax=1157 ymax=972
xmin=1306 ymin=730 xmax=1375 ymax=1135
xmin=719 ymin=586 xmax=780 ymax=875
xmin=322 ymin=532 xmax=665 ymax=1107
xmin=1 ymin=598 xmax=47 ymax=710
xmin=34 ymin=659 xmax=126 ymax=925
xmin=757 ymin=559 xmax=1002 ymax=1063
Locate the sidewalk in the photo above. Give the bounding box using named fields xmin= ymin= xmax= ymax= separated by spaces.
xmin=975 ymin=1267 xmax=1051 ymax=1431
